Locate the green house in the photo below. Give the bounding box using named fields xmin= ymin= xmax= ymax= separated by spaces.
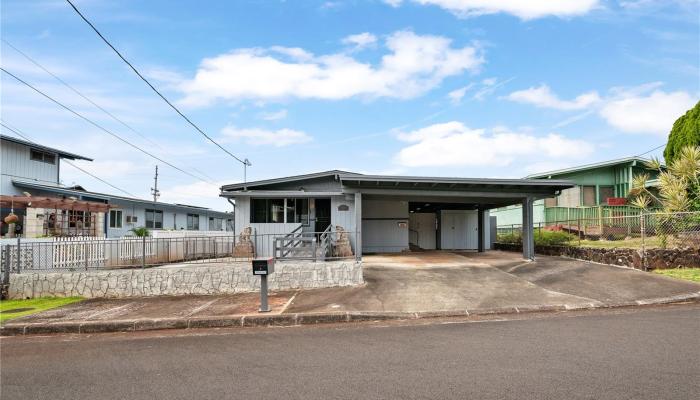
xmin=491 ymin=157 xmax=661 ymax=227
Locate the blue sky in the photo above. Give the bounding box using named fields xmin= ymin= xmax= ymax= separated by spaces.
xmin=1 ymin=0 xmax=698 ymax=210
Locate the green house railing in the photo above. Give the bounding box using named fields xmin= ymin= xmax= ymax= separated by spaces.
xmin=543 ymin=205 xmax=657 ymax=225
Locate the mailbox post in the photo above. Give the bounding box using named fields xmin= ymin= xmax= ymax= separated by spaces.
xmin=252 ymin=258 xmax=275 ymax=312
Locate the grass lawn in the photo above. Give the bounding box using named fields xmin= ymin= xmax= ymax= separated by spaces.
xmin=0 ymin=297 xmax=83 ymax=323
xmin=653 ymin=268 xmax=700 ymax=283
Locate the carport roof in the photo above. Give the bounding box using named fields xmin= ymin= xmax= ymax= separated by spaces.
xmin=220 ymin=169 xmax=573 ymax=196
xmin=338 ymin=173 xmax=573 ymax=189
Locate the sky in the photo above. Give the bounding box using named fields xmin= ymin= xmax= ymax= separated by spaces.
xmin=1 ymin=0 xmax=698 ymax=211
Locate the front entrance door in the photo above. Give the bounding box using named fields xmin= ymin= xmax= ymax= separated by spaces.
xmin=440 ymin=210 xmax=478 ymax=250
xmin=314 ymin=198 xmax=331 ymax=233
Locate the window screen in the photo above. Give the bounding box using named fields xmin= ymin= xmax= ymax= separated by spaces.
xmin=599 ymin=186 xmax=614 ymax=204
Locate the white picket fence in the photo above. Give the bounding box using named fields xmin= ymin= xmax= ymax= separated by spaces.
xmin=52 ymin=236 xmax=108 ymax=269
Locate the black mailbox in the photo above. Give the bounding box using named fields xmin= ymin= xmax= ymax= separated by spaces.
xmin=252 ymin=258 xmax=275 ymax=275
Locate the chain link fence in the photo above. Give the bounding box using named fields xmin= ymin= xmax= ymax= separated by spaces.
xmin=497 ymin=211 xmax=700 ymax=251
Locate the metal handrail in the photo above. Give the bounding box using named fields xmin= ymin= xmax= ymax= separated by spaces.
xmin=318 ymin=225 xmax=332 ymax=261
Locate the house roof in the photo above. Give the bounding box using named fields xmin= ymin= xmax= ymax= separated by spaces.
xmin=220 ymin=170 xmax=360 ymax=191
xmin=525 ymin=156 xmax=658 ymax=179
xmin=220 ymin=169 xmax=574 ymax=195
xmin=12 ymin=179 xmax=231 ymax=215
xmin=1 ymin=134 xmax=93 ymax=161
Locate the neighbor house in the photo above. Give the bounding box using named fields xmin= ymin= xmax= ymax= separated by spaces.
xmin=490 ymin=157 xmax=661 ymax=227
xmin=0 ymin=134 xmax=232 ymax=237
xmin=220 ymin=170 xmax=572 ymax=260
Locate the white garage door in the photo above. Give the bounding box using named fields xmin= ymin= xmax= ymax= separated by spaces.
xmin=440 ymin=210 xmax=478 ymax=250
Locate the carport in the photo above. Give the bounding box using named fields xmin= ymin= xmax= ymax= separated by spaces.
xmin=338 ymin=174 xmax=573 ymax=260
xmin=221 ymin=170 xmax=573 ymax=261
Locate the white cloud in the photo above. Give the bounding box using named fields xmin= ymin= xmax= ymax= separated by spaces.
xmin=159 ymin=180 xmax=232 ymax=210
xmin=447 ymin=83 xmax=474 ymax=103
xmin=385 ymin=0 xmax=600 ymax=20
xmin=342 ymin=32 xmax=378 ymax=50
xmin=178 ymin=30 xmax=483 ymax=105
xmin=221 ymin=126 xmax=313 ymax=147
xmin=506 ymin=84 xmax=601 ymax=110
xmin=394 ymin=121 xmax=593 ymax=167
xmin=258 ymin=109 xmax=288 ymax=121
xmin=599 ymin=90 xmax=696 ymax=135
xmin=472 ymin=76 xmax=515 ymax=101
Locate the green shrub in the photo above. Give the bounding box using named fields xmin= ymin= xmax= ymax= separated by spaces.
xmin=497 ymin=230 xmax=575 ymax=246
xmin=534 ymin=230 xmax=576 ymax=246
xmin=497 ymin=233 xmax=521 ymax=244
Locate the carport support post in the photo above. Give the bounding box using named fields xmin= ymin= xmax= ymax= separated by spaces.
xmin=477 ymin=208 xmax=485 ymax=253
xmin=522 ymin=197 xmax=535 ymax=261
xmin=354 ymin=192 xmax=362 ymax=262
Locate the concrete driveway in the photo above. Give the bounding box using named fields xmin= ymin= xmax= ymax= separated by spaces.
xmin=285 ymin=251 xmax=700 ymax=313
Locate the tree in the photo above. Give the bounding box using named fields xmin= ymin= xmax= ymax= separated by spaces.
xmin=664 ymin=101 xmax=700 ymax=165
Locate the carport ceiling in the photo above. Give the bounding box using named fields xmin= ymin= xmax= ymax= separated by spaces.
xmin=409 ymin=202 xmax=478 ymax=213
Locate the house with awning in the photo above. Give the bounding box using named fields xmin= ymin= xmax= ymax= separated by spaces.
xmin=220 ymin=170 xmax=573 ymax=260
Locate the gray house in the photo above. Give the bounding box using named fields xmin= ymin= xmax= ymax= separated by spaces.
xmin=1 ymin=134 xmax=232 ymax=238
xmin=220 ymin=170 xmax=573 ymax=260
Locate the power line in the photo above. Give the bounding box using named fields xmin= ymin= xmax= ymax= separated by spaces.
xmin=65 ymin=0 xmax=247 ymax=165
xmin=0 ymin=121 xmax=137 ymax=197
xmin=2 ymin=38 xmax=216 ymax=183
xmin=635 ymin=143 xmax=666 ymax=158
xmin=1 ymin=67 xmax=210 ymax=183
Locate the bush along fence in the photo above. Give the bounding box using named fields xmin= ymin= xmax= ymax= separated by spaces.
xmin=496 ymin=211 xmax=700 ymax=270
xmin=0 ymin=228 xmax=359 ymax=298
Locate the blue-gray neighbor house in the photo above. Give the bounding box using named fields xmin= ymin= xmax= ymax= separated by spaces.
xmin=1 ymin=134 xmax=232 ymax=238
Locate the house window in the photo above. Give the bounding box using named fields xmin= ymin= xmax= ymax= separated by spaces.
xmin=599 ymin=186 xmax=615 ymax=205
xmin=145 ymin=209 xmax=163 ymax=229
xmin=251 ymin=199 xmax=284 ymax=223
xmin=209 ymin=217 xmax=223 ymax=231
xmin=187 ymin=214 xmax=200 ymax=230
xmin=226 ymin=219 xmax=233 ymax=231
xmin=287 ymin=198 xmax=309 ymax=225
xmin=582 ymin=186 xmax=596 ymax=206
xmin=109 ymin=210 xmax=123 ymax=228
xmin=30 ymin=149 xmax=56 ymax=164
xmin=252 ymin=198 xmax=309 ymax=224
xmin=67 ymin=210 xmax=91 ymax=228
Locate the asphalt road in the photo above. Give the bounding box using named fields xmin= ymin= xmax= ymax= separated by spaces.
xmin=2 ymin=304 xmax=699 ymax=400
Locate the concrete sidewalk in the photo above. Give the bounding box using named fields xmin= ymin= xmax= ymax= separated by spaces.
xmin=2 ymin=252 xmax=700 ymax=335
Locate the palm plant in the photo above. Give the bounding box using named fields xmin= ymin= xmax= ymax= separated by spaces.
xmin=631 ymin=145 xmax=700 ymax=248
xmin=630 ymin=145 xmax=700 ymax=212
xmin=129 ymin=227 xmax=150 ymax=237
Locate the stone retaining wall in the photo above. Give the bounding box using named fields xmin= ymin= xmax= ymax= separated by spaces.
xmin=8 ymin=260 xmax=363 ymax=299
xmin=493 ymin=242 xmax=700 ymax=270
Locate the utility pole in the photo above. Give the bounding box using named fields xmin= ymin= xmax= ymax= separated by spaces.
xmin=243 ymin=158 xmax=252 ymax=190
xmin=151 ymin=165 xmax=160 ymax=202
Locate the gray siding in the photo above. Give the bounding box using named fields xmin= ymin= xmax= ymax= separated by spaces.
xmin=362 ymin=199 xmax=409 ymax=253
xmin=1 ymin=140 xmax=59 ymax=195
xmin=331 ymin=195 xmax=356 ymax=250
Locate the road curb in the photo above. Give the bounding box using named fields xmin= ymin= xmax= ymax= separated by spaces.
xmin=2 ymin=294 xmax=699 ymax=337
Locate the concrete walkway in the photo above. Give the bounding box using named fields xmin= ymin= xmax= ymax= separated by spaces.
xmin=3 ymin=251 xmax=699 ymax=335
